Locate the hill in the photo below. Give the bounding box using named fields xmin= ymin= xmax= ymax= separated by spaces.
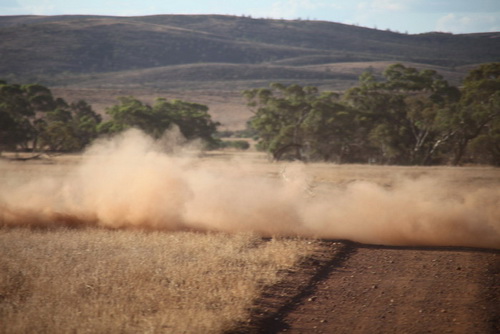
xmin=1 ymin=14 xmax=499 ymax=85
xmin=1 ymin=14 xmax=499 ymax=129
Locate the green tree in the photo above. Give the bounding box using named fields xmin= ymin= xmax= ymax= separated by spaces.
xmin=301 ymin=92 xmax=360 ymax=162
xmin=0 ymin=109 xmax=21 ymax=152
xmin=0 ymin=82 xmax=56 ymax=151
xmin=98 ymin=96 xmax=219 ymax=148
xmin=37 ymin=99 xmax=102 ymax=152
xmin=345 ymin=63 xmax=460 ymax=164
xmin=469 ymin=113 xmax=500 ymax=166
xmin=244 ymin=83 xmax=319 ymax=160
xmin=0 ymin=81 xmax=100 ymax=153
xmin=153 ymin=98 xmax=219 ymax=147
xmin=344 ymin=82 xmax=408 ymax=164
xmin=219 ymin=140 xmax=251 ymax=150
xmin=98 ymin=96 xmax=152 ymax=135
xmin=71 ymin=100 xmax=102 ymax=148
xmin=445 ymin=63 xmax=500 ymax=165
xmin=244 ymin=83 xmax=357 ymax=162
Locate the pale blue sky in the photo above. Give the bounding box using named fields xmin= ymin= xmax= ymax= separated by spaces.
xmin=1 ymin=0 xmax=499 ymax=34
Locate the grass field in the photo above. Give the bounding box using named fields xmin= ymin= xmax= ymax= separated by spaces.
xmin=0 ymin=149 xmax=321 ymax=333
xmin=1 ymin=141 xmax=499 ymax=332
xmin=0 ymin=228 xmax=319 ymax=333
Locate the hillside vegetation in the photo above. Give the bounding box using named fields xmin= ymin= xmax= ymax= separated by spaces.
xmin=1 ymin=14 xmax=499 ymax=89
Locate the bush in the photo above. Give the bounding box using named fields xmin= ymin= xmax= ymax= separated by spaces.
xmin=220 ymin=140 xmax=251 ymax=150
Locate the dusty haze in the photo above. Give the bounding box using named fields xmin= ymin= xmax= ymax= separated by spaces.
xmin=1 ymin=129 xmax=499 ymax=249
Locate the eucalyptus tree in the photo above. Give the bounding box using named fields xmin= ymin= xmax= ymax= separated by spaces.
xmin=447 ymin=62 xmax=500 ymax=165
xmin=98 ymin=96 xmax=219 ymax=148
xmin=244 ymin=83 xmax=355 ymax=161
xmin=344 ymin=63 xmax=460 ymax=164
xmin=244 ymin=83 xmax=317 ymax=160
xmin=37 ymin=99 xmax=102 ymax=151
xmin=0 ymin=82 xmax=56 ymax=150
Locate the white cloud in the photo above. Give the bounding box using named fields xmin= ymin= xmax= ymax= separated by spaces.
xmin=10 ymin=0 xmax=61 ymax=15
xmin=358 ymin=0 xmax=414 ymax=12
xmin=436 ymin=13 xmax=500 ymax=33
xmin=350 ymin=0 xmax=420 ymax=31
xmin=248 ymin=0 xmax=342 ymax=20
xmin=417 ymin=0 xmax=500 ymax=14
xmin=371 ymin=0 xmax=408 ymax=11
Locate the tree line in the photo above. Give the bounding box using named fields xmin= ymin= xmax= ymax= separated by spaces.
xmin=0 ymin=83 xmax=220 ymax=154
xmin=0 ymin=82 xmax=102 ymax=153
xmin=1 ymin=62 xmax=499 ymax=165
xmin=244 ymin=63 xmax=500 ymax=165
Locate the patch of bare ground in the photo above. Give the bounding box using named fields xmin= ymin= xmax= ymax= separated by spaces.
xmin=238 ymin=243 xmax=499 ymax=334
xmin=228 ymin=240 xmax=353 ymax=333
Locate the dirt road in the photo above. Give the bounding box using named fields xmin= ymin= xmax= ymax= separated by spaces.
xmin=238 ymin=242 xmax=499 ymax=334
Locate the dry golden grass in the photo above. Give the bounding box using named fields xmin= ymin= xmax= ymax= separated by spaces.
xmin=1 ymin=150 xmax=499 ymax=333
xmin=0 ymin=153 xmax=322 ymax=333
xmin=0 ymin=228 xmax=318 ymax=333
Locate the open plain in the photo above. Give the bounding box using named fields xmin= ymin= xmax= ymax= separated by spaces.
xmin=0 ymin=148 xmax=499 ymax=333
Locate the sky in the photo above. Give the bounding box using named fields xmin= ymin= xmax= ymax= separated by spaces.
xmin=1 ymin=0 xmax=499 ymax=34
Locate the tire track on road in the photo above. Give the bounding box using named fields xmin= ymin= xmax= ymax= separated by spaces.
xmin=228 ymin=240 xmax=357 ymax=333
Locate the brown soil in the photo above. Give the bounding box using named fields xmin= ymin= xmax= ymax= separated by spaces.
xmin=235 ymin=241 xmax=499 ymax=334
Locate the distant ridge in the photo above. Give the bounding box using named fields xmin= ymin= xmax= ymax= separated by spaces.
xmin=1 ymin=14 xmax=499 ymax=89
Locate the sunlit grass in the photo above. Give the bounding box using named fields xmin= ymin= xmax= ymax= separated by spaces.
xmin=1 ymin=151 xmax=499 ymax=332
xmin=0 ymin=228 xmax=318 ymax=333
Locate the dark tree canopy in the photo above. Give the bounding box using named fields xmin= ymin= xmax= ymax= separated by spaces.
xmin=245 ymin=63 xmax=500 ymax=165
xmin=0 ymin=81 xmax=101 ymax=153
xmin=0 ymin=83 xmax=220 ymax=153
xmin=2 ymin=62 xmax=499 ymax=165
xmin=98 ymin=96 xmax=220 ymax=148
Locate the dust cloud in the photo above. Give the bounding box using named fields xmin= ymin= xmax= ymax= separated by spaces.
xmin=1 ymin=129 xmax=499 ymax=249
